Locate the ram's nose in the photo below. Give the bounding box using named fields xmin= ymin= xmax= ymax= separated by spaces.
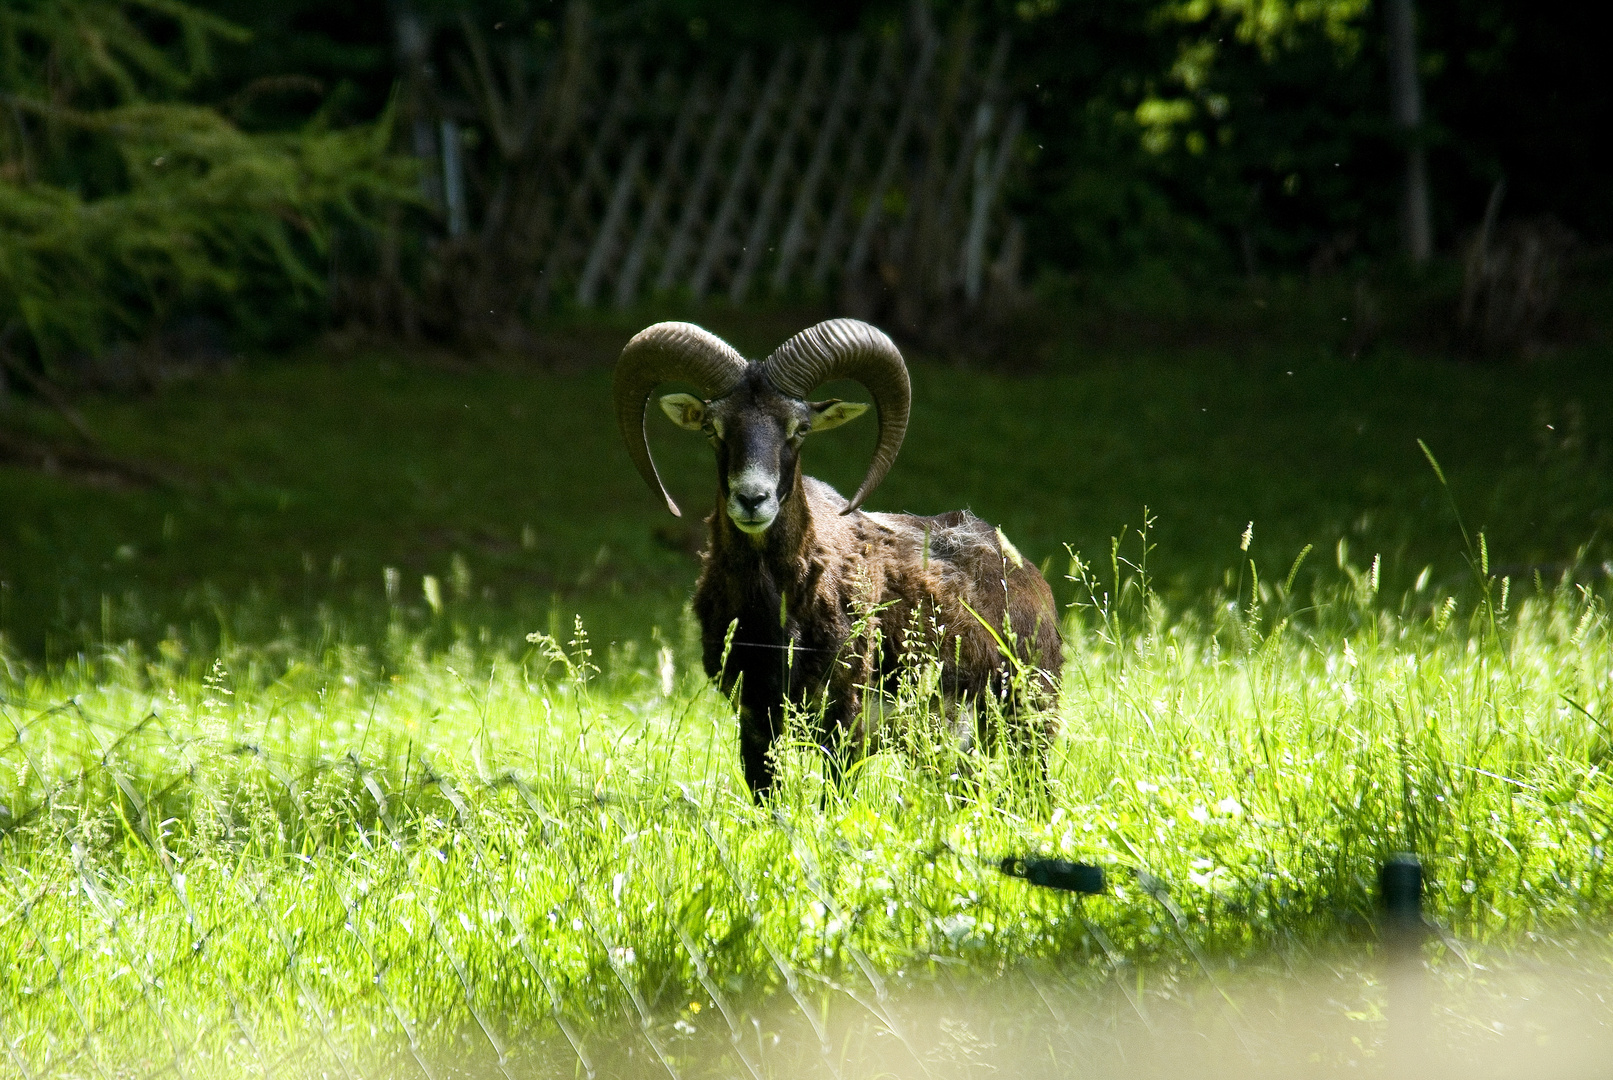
xmin=734 ymin=491 xmax=769 ymax=515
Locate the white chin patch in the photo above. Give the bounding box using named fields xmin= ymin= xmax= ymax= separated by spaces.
xmin=730 ymin=510 xmax=775 ymax=535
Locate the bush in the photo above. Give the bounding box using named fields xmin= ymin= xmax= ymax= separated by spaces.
xmin=0 ymin=0 xmax=415 ymax=383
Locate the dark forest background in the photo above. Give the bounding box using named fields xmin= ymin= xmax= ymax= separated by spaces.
xmin=1 ymin=0 xmax=1606 ymax=390
xmin=202 ymin=0 xmax=1609 ymax=264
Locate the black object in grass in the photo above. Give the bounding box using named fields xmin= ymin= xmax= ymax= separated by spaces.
xmin=1379 ymin=852 xmax=1425 ymax=946
xmin=1000 ymin=856 xmax=1106 ymax=894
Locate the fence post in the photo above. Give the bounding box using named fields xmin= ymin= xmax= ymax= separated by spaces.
xmin=1380 ymin=852 xmax=1427 ymax=1071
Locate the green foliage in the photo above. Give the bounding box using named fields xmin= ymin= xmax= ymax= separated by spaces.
xmin=0 ymin=0 xmax=413 ymax=373
xmin=993 ymin=0 xmax=1610 ymax=280
xmin=0 ymin=0 xmax=245 ymax=109
xmin=1135 ymin=0 xmax=1374 ymax=157
xmin=1 ymin=105 xmax=411 ymax=366
xmin=192 ymin=0 xmax=395 ymax=131
xmin=1157 ymin=0 xmax=1373 ymax=60
xmin=1005 ymin=0 xmax=1392 ymax=278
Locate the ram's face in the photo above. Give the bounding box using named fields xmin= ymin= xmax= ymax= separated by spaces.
xmin=661 ymin=373 xmax=867 ymax=535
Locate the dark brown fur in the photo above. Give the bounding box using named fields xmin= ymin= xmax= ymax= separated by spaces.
xmin=695 ymin=471 xmax=1061 ymax=800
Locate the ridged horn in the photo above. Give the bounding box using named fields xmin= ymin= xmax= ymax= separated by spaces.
xmin=614 ymin=322 xmax=748 ymax=516
xmin=760 ymin=319 xmax=910 ymax=513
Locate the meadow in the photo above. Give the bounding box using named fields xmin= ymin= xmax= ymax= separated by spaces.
xmin=3 ymin=325 xmax=1613 ymax=1076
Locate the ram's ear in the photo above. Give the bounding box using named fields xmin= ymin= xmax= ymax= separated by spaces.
xmin=659 ymin=393 xmax=708 ymax=431
xmin=806 ymin=399 xmax=869 ymax=433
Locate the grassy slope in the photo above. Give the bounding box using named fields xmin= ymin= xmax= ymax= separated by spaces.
xmin=3 ymin=329 xmax=1613 ymax=1075
xmin=2 ymin=330 xmax=1611 ymax=660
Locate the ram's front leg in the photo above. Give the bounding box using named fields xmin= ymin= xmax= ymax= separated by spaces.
xmin=737 ymin=698 xmax=783 ymax=802
xmin=700 ymin=616 xmax=775 ymax=802
xmin=732 ymin=653 xmax=792 ymax=803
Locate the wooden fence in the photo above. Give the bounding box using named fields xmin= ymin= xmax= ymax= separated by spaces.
xmin=405 ymin=15 xmax=1026 ymax=324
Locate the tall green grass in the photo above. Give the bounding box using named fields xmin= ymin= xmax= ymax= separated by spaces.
xmin=3 ymin=530 xmax=1609 ymax=1077
xmin=4 ymin=331 xmax=1613 ymax=1074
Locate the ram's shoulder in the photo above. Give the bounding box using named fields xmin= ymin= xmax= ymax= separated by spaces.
xmin=801 ymin=476 xmax=848 ymax=512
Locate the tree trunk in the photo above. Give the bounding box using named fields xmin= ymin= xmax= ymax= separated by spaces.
xmin=1386 ymin=0 xmax=1431 ymax=264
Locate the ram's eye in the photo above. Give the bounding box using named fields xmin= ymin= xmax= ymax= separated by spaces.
xmin=785 ymin=418 xmax=802 ymax=440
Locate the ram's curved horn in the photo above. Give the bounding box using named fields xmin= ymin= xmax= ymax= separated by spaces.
xmin=614 ymin=322 xmax=748 ymax=516
xmin=760 ymin=319 xmax=910 ymax=514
